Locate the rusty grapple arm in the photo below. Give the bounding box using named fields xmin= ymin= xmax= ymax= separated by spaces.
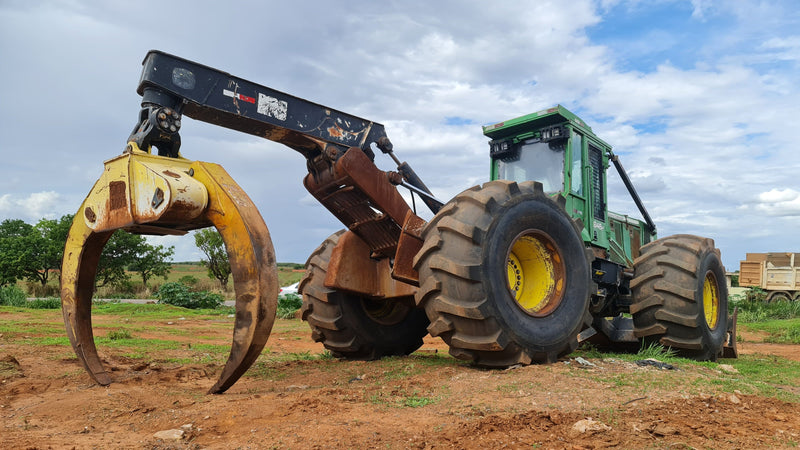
xmin=61 ymin=146 xmax=278 ymax=394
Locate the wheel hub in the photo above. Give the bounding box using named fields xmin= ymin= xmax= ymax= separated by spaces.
xmin=361 ymin=298 xmax=412 ymax=326
xmin=703 ymin=272 xmax=719 ymax=329
xmin=506 ymin=232 xmax=565 ymax=316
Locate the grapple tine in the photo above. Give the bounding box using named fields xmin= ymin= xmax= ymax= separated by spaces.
xmin=61 ymin=210 xmax=114 ymax=386
xmin=191 ymin=161 xmax=278 ymax=394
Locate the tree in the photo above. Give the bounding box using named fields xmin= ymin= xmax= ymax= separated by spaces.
xmin=128 ymin=243 xmax=174 ymax=288
xmin=0 ymin=219 xmax=33 ymax=286
xmin=42 ymin=214 xmax=74 ymax=283
xmin=194 ymin=228 xmax=230 ymax=289
xmin=16 ymin=215 xmax=74 ymax=287
xmin=96 ymin=231 xmax=145 ymax=288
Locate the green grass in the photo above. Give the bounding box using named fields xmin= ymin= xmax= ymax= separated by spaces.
xmin=91 ymin=301 xmax=234 ymax=318
xmin=730 ymin=294 xmax=800 ymax=344
xmin=742 ymin=318 xmax=800 ymax=344
xmin=569 ymin=345 xmax=800 ymax=402
xmin=107 ymin=329 xmax=133 ymax=340
xmin=402 ymin=393 xmax=437 ymax=408
xmin=732 ymin=296 xmax=800 ymax=322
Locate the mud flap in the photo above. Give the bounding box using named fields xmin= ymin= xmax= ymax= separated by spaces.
xmin=721 ymin=307 xmax=738 ymax=359
xmin=61 ymin=150 xmax=278 ymax=394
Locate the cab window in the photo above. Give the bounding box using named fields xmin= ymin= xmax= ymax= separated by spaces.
xmin=496 ymin=139 xmax=564 ymax=193
xmin=571 ymin=132 xmax=583 ymax=195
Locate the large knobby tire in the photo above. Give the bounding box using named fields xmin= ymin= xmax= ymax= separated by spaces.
xmin=630 ymin=234 xmax=728 ymax=361
xmin=299 ymin=231 xmax=429 ymax=359
xmin=414 ymin=180 xmax=592 ymax=367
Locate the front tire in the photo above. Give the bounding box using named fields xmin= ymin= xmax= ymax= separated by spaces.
xmin=630 ymin=234 xmax=728 ymax=361
xmin=414 ymin=180 xmax=591 ymax=366
xmin=300 ymin=231 xmax=429 ymax=359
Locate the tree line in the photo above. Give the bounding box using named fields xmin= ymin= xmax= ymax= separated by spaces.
xmin=0 ymin=214 xmax=232 ymax=294
xmin=0 ymin=214 xmax=173 ymax=290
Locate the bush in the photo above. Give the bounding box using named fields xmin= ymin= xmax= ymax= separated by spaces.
xmin=156 ymin=282 xmax=224 ymax=309
xmin=27 ymin=297 xmax=61 ymax=309
xmin=745 ymin=287 xmax=767 ymax=302
xmin=277 ymin=293 xmax=303 ymax=319
xmin=178 ymin=275 xmax=199 ymax=288
xmin=25 ymin=282 xmax=58 ymax=298
xmin=0 ymin=285 xmax=27 ymax=307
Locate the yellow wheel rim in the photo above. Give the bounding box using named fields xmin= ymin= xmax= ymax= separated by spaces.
xmin=703 ymin=272 xmax=719 ymax=329
xmin=506 ymin=232 xmax=565 ymax=317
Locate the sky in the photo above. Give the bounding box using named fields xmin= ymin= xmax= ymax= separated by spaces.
xmin=0 ymin=0 xmax=798 ymax=270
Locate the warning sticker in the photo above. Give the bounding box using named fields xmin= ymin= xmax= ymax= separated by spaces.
xmin=222 ymin=89 xmax=255 ymax=104
xmin=257 ymin=93 xmax=288 ymax=121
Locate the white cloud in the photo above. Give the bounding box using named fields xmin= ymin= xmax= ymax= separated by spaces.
xmin=1 ymin=0 xmax=799 ymax=268
xmin=752 ymin=188 xmax=800 ymax=217
xmin=0 ymin=191 xmax=64 ymax=222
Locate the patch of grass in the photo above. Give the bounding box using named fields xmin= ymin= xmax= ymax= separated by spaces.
xmin=741 ymin=318 xmax=800 ymax=344
xmin=403 ymin=393 xmax=437 ymax=408
xmin=634 ymin=341 xmax=678 ymax=360
xmin=26 ymin=297 xmax=62 ymax=309
xmin=375 ymin=354 xmax=459 ymax=381
xmin=732 ymin=296 xmax=800 ymax=323
xmin=107 ymin=329 xmax=133 ymax=340
xmin=277 ymin=293 xmax=302 ymax=319
xmin=28 ymin=336 xmax=71 ymax=346
xmin=91 ymin=302 xmax=233 ymax=318
xmin=0 ymin=322 xmax=65 ymax=336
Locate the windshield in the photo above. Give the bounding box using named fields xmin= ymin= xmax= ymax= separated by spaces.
xmin=496 ymin=140 xmax=564 ymax=193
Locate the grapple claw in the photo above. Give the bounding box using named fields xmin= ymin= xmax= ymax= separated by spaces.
xmin=191 ymin=161 xmax=278 ymax=393
xmin=60 ymin=149 xmax=278 ymax=393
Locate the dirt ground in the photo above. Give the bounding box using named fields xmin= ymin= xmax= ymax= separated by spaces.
xmin=1 ymin=309 xmax=799 ymax=449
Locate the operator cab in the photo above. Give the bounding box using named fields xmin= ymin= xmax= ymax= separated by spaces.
xmin=483 ymin=105 xmax=655 ymax=267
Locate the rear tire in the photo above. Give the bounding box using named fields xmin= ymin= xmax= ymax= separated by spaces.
xmin=300 ymin=231 xmax=429 ymax=359
xmin=414 ymin=180 xmax=591 ymax=366
xmin=630 ymin=234 xmax=728 ymax=361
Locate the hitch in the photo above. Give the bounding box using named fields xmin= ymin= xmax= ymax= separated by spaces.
xmin=61 ymin=144 xmax=278 ymax=394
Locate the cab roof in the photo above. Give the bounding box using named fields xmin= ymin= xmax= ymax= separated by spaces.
xmin=482 ymin=105 xmax=594 ymax=141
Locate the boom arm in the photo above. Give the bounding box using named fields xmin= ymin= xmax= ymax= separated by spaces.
xmin=128 ymin=50 xmax=443 ymax=214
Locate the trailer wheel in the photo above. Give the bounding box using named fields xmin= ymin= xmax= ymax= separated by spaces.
xmin=414 ymin=180 xmax=591 ymax=366
xmin=300 ymin=231 xmax=429 ymax=359
xmin=630 ymin=235 xmax=728 ymax=361
xmin=766 ymin=291 xmax=792 ymax=303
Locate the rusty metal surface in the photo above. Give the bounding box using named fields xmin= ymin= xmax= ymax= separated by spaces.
xmin=191 ymin=161 xmax=278 ymax=394
xmin=304 ymin=147 xmax=412 ymax=258
xmin=61 ymin=150 xmax=277 ymax=394
xmin=324 ymin=230 xmax=416 ymax=300
xmin=391 ymin=211 xmax=427 ymax=286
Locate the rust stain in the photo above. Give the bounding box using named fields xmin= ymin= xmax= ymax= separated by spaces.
xmin=327 ymin=125 xmax=343 ymax=138
xmin=109 ymin=181 xmax=127 ymax=210
xmin=162 ymin=170 xmax=182 ymax=179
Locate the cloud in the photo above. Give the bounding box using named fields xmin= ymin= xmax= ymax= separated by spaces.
xmin=0 ymin=191 xmax=64 ymax=222
xmin=752 ymin=189 xmax=800 ymax=217
xmin=1 ymin=0 xmax=799 ymax=269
